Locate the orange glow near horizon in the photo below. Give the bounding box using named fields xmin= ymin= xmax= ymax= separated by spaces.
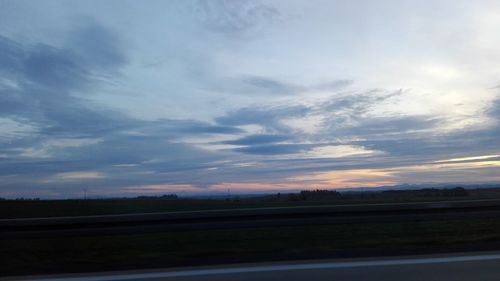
xmin=118 ymin=157 xmax=500 ymax=195
xmin=121 ymin=180 xmax=398 ymax=195
xmin=288 ymin=169 xmax=397 ymax=189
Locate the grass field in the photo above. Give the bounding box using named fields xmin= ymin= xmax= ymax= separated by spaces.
xmin=2 ymin=218 xmax=500 ymax=276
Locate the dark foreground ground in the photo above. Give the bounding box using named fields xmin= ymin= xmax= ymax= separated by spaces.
xmin=2 ymin=188 xmax=500 ymax=277
xmin=3 ymin=216 xmax=500 ymax=276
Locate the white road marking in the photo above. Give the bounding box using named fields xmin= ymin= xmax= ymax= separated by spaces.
xmin=24 ymin=253 xmax=500 ymax=281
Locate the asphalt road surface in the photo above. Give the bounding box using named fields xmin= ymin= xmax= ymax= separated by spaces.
xmin=9 ymin=252 xmax=500 ymax=281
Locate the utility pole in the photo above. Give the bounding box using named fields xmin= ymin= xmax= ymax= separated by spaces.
xmin=83 ymin=188 xmax=87 ymax=200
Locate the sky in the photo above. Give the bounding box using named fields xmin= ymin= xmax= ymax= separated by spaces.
xmin=0 ymin=0 xmax=499 ymax=198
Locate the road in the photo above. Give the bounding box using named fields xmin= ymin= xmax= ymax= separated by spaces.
xmin=7 ymin=252 xmax=500 ymax=281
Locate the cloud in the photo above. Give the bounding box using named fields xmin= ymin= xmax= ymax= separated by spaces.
xmin=334 ymin=116 xmax=440 ymax=138
xmin=136 ymin=119 xmax=243 ymax=137
xmin=23 ymin=45 xmax=89 ymax=90
xmin=221 ymin=134 xmax=290 ymax=145
xmin=0 ymin=21 xmax=244 ymax=197
xmin=0 ymin=22 xmax=131 ymax=136
xmin=232 ymin=143 xmax=312 ymax=155
xmin=240 ymin=75 xmax=303 ymax=95
xmin=314 ymin=79 xmax=354 ymax=91
xmin=194 ymin=0 xmax=279 ymax=34
xmin=434 ymin=154 xmax=500 ymax=164
xmin=488 ymin=98 xmax=500 ymax=119
xmin=0 ymin=36 xmax=23 ymax=76
xmin=67 ymin=22 xmax=127 ymax=70
xmin=210 ymin=76 xmax=354 ymax=97
xmin=44 ymin=171 xmax=106 ymax=182
xmin=215 ymin=104 xmax=309 ymax=128
xmin=321 ymin=89 xmax=402 ymax=112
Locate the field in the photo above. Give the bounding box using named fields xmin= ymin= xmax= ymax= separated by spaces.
xmin=2 ymin=187 xmax=499 ymax=219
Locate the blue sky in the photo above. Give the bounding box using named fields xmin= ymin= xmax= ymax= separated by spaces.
xmin=0 ymin=0 xmax=499 ymax=198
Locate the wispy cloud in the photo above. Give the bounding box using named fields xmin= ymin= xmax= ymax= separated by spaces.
xmin=44 ymin=172 xmax=106 ymax=182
